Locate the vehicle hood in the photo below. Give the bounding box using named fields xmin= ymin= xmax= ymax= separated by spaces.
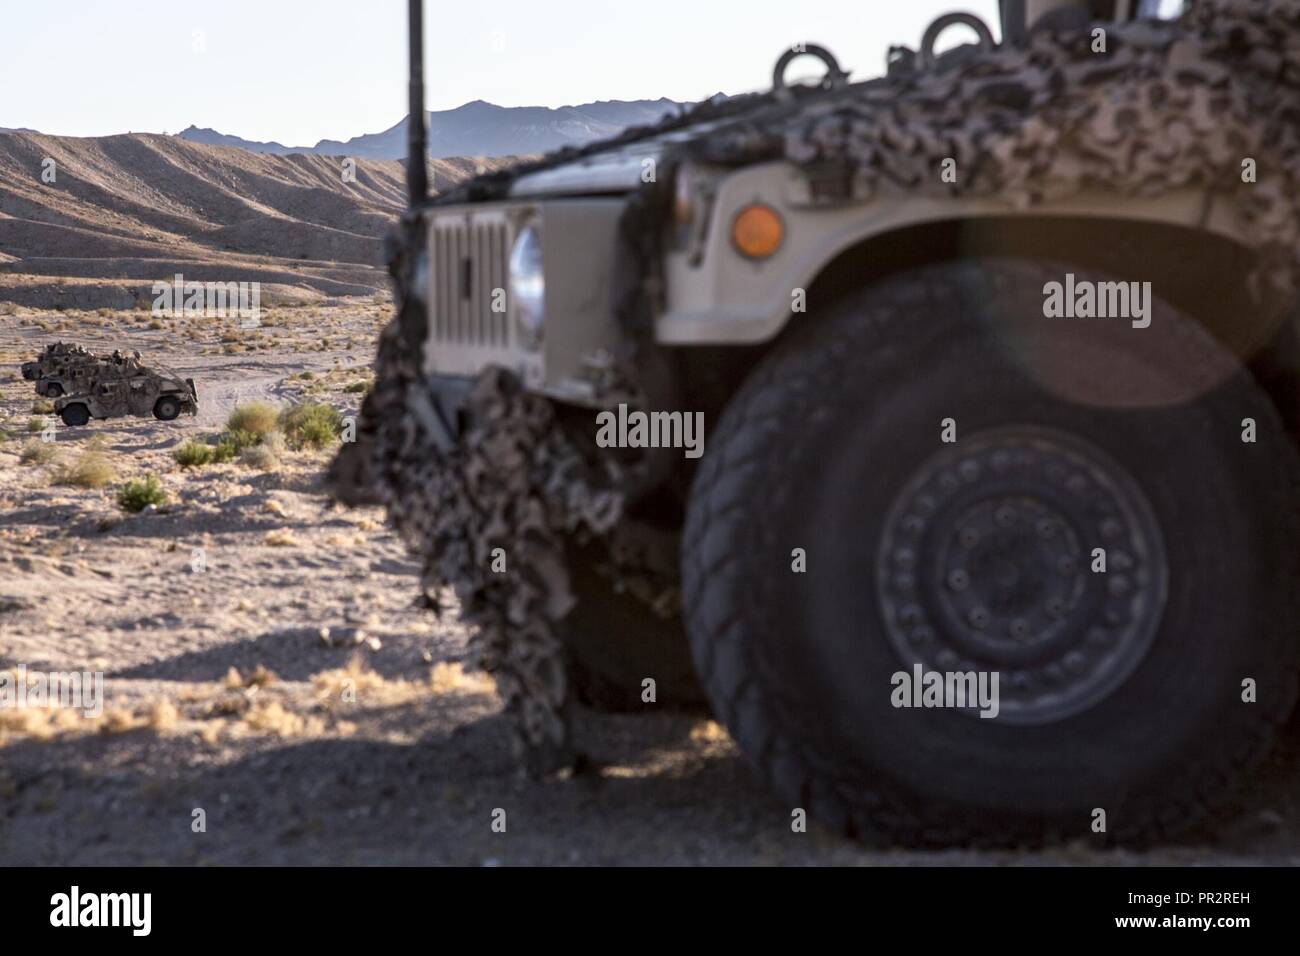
xmin=495 ymin=75 xmax=901 ymax=199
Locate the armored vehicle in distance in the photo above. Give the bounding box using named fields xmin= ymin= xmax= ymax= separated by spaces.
xmin=53 ymin=352 xmax=197 ymax=427
xmin=20 ymin=342 xmax=103 ymax=398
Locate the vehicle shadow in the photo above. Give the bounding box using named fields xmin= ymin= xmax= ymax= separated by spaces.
xmin=3 ymin=700 xmax=1299 ymax=865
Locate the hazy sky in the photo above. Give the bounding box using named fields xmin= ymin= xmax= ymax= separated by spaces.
xmin=1 ymin=0 xmax=1000 ymax=144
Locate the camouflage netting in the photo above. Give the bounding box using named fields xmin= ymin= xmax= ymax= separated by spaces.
xmin=349 ymin=276 xmax=626 ymax=774
xmin=692 ymin=0 xmax=1300 ymax=296
xmin=349 ymin=0 xmax=1300 ymax=774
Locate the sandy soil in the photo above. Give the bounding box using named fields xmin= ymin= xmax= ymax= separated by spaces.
xmin=1 ymin=305 xmax=1298 ymax=865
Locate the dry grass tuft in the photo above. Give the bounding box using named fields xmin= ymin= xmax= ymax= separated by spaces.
xmin=689 ymin=720 xmax=733 ymax=744
xmin=239 ymin=441 xmax=281 ymax=471
xmin=241 ymin=700 xmax=326 ymax=738
xmin=19 ymin=440 xmax=58 ymax=465
xmin=55 ymin=448 xmax=116 ymax=488
xmin=224 ymin=665 xmax=278 ymax=689
xmin=264 ymin=528 xmax=300 ymax=547
xmin=430 ymin=661 xmax=496 ymax=696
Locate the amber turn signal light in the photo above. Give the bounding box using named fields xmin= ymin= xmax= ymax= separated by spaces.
xmin=731 ymin=203 xmax=784 ymax=259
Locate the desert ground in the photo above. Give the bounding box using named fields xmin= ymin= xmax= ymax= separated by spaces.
xmin=0 ymin=305 xmax=1298 ymax=866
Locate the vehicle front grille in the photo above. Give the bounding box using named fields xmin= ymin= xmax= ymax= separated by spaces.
xmin=429 ymin=210 xmax=511 ymax=349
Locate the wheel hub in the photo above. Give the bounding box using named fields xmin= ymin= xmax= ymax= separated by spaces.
xmin=877 ymin=426 xmax=1167 ymax=724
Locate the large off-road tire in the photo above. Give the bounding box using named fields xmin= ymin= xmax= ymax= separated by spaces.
xmin=59 ymin=403 xmax=90 ymax=427
xmin=561 ymin=541 xmax=705 ymax=711
xmin=682 ymin=258 xmax=1300 ymax=846
xmin=44 ymin=382 xmax=63 ymax=398
xmin=153 ymin=396 xmax=181 ymax=421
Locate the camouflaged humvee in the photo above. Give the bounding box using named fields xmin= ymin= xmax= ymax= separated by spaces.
xmin=342 ymin=0 xmax=1300 ymax=844
xmin=53 ymin=353 xmax=198 ymax=427
xmin=20 ymin=342 xmax=103 ymax=398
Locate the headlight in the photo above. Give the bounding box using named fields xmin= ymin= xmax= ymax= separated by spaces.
xmin=508 ymin=223 xmax=545 ymax=347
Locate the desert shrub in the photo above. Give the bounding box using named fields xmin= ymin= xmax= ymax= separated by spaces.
xmin=174 ymin=440 xmax=215 ymax=468
xmin=118 ymin=475 xmax=167 ymax=512
xmin=226 ymin=402 xmax=279 ymax=438
xmin=19 ymin=440 xmax=57 ymax=464
xmin=26 ymin=416 xmax=47 ymax=433
xmin=279 ymin=402 xmax=342 ymax=450
xmin=175 ymin=433 xmax=244 ymax=468
xmin=55 ymin=448 xmax=115 ymax=488
xmin=239 ymin=442 xmax=280 ymax=471
xmin=31 ymin=399 xmax=54 ymax=414
xmin=223 ymin=428 xmax=264 ymax=452
xmin=343 ymin=381 xmax=368 ymax=394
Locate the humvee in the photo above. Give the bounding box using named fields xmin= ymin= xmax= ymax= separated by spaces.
xmin=345 ymin=0 xmax=1300 ymax=844
xmin=54 ymin=354 xmax=198 ymax=427
xmin=20 ymin=342 xmax=103 ymax=398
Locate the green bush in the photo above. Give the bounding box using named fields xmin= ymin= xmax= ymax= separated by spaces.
xmin=26 ymin=416 xmax=47 ymax=433
xmin=224 ymin=428 xmax=263 ymax=452
xmin=174 ymin=440 xmax=215 ymax=468
xmin=118 ymin=475 xmax=167 ymax=512
xmin=226 ymin=402 xmax=279 ymax=438
xmin=343 ymin=381 xmax=368 ymax=394
xmin=177 ymin=422 xmax=275 ymax=469
xmin=31 ymin=399 xmax=54 ymax=414
xmin=279 ymin=402 xmax=343 ymax=450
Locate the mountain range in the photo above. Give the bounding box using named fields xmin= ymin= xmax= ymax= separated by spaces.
xmin=177 ymin=98 xmax=685 ymax=160
xmin=0 ymin=129 xmax=518 ymax=309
